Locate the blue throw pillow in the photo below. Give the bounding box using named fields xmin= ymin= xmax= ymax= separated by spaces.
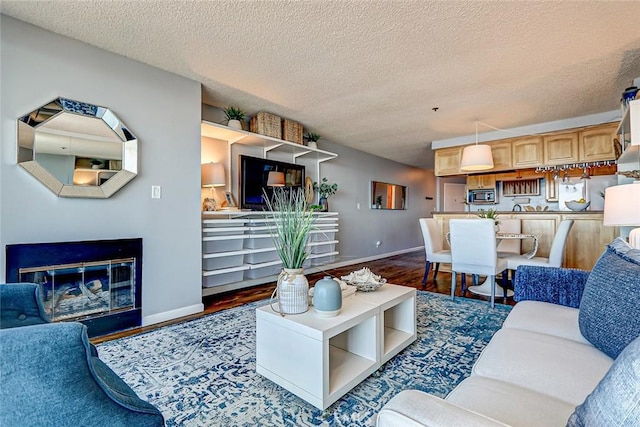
xmin=578 ymin=238 xmax=640 ymax=359
xmin=566 ymin=335 xmax=640 ymax=426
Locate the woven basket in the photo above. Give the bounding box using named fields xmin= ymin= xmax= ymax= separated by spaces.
xmin=282 ymin=119 xmax=303 ymax=144
xmin=250 ymin=112 xmax=282 ymax=139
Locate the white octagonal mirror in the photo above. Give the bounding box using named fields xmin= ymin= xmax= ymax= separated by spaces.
xmin=17 ymin=97 xmax=138 ymax=198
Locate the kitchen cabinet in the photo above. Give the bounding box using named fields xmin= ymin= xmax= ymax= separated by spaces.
xmin=488 ymin=141 xmax=512 ymax=171
xmin=544 ymin=132 xmax=579 ymax=165
xmin=562 ymin=213 xmax=616 ymax=270
xmin=512 ymin=136 xmax=544 ymax=168
xmin=467 ymin=174 xmax=496 ymax=190
xmin=502 ymin=179 xmax=540 ymax=196
xmin=578 ymin=123 xmax=617 ymax=162
xmin=434 ymin=146 xmax=462 ymax=176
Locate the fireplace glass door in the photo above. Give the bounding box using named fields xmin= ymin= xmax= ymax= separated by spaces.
xmin=18 ymin=258 xmax=135 ymax=322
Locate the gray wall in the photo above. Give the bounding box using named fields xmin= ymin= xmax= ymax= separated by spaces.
xmin=317 ymin=140 xmax=434 ymax=263
xmin=1 ymin=16 xmax=204 ymax=325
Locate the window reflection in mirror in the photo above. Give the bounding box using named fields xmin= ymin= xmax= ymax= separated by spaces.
xmin=17 ymin=97 xmax=137 ymax=198
xmin=371 ymin=181 xmax=407 ymax=210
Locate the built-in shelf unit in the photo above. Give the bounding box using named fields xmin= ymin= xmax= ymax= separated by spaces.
xmin=617 ymin=98 xmax=640 ymax=164
xmin=200 ymin=121 xmax=340 ymax=296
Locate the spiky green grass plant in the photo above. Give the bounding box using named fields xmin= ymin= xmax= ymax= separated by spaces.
xmin=264 ymin=188 xmax=317 ymax=269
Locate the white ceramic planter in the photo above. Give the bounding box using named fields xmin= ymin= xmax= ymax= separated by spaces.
xmin=276 ymin=268 xmax=309 ymax=314
xmin=227 ymin=119 xmax=243 ymax=130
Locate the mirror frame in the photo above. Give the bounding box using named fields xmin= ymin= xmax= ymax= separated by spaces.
xmin=17 ymin=97 xmax=138 ymax=198
xmin=371 ymin=180 xmax=407 ymax=210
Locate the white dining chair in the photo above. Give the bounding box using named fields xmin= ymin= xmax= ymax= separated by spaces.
xmin=450 ymin=218 xmax=508 ymax=308
xmin=496 ymin=218 xmax=522 ymax=258
xmin=506 ymin=219 xmax=574 ymax=270
xmin=419 ymin=218 xmax=452 ymax=284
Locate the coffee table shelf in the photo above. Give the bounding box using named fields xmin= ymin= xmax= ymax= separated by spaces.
xmin=256 ymin=284 xmax=416 ymax=409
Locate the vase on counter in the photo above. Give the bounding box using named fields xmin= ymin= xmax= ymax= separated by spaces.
xmin=320 ymin=197 xmax=329 ymax=212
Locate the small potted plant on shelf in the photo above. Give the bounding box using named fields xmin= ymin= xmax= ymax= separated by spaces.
xmin=263 ymin=187 xmax=317 ymax=315
xmin=90 ymin=159 xmax=102 ymax=169
xmin=313 ymin=177 xmax=338 ymax=212
xmin=477 ymin=208 xmax=500 ymax=231
xmin=304 ymin=132 xmax=321 ymax=149
xmin=223 ymin=106 xmax=246 ymax=130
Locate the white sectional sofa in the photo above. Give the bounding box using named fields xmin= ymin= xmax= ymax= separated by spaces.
xmin=377 ymin=238 xmax=640 ymax=427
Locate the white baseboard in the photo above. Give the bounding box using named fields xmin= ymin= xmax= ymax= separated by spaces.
xmin=142 ymin=302 xmax=204 ymax=327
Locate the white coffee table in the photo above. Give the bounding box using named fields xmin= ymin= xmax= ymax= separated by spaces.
xmin=256 ymin=284 xmax=416 ymax=410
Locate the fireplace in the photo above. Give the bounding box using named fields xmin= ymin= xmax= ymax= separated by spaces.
xmin=5 ymin=238 xmax=142 ymax=337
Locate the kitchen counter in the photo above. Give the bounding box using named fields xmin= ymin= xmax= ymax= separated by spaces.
xmin=432 ymin=212 xmax=615 ymax=271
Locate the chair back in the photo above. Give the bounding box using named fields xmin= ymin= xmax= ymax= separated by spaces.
xmin=496 ymin=219 xmax=521 ymax=254
xmin=450 ymin=219 xmax=497 ymax=275
xmin=419 ymin=218 xmax=443 ymax=257
xmin=547 ymin=219 xmax=574 ymax=267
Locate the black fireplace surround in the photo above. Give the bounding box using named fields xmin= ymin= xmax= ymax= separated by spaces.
xmin=5 ymin=238 xmax=142 ymax=337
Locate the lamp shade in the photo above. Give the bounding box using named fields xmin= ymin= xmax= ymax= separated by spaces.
xmin=267 ymin=171 xmax=285 ymax=187
xmin=460 ymin=144 xmax=494 ymax=171
xmin=201 ymin=162 xmax=225 ymax=187
xmin=603 ymin=182 xmax=640 ymax=226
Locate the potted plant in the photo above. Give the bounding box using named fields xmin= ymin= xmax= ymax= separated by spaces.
xmin=90 ymin=159 xmax=102 ymax=169
xmin=304 ymin=132 xmax=321 ymax=149
xmin=477 ymin=208 xmax=500 ymax=231
xmin=223 ymin=106 xmax=246 ymax=130
xmin=313 ymin=177 xmax=338 ymax=212
xmin=264 ymin=187 xmax=317 ymax=314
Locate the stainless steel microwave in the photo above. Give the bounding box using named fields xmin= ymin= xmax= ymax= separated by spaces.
xmin=468 ymin=188 xmax=497 ymax=204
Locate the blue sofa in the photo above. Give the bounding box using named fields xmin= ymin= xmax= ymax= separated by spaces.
xmin=377 ymin=238 xmax=640 ymax=426
xmin=0 ymin=283 xmax=164 ymax=426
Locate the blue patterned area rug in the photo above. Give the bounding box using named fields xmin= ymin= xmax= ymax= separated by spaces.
xmin=98 ymin=291 xmax=511 ymax=426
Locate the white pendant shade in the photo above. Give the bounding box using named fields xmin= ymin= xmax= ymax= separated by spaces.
xmin=460 ymin=144 xmax=494 ymax=171
xmin=201 ymin=162 xmax=226 ymax=187
xmin=267 ymin=171 xmax=285 ymax=187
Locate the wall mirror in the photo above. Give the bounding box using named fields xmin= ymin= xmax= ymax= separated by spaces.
xmin=371 ymin=180 xmax=407 ymax=210
xmin=17 ymin=97 xmax=138 ymax=198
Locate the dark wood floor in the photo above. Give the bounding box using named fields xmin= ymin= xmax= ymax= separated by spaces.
xmin=92 ymin=250 xmax=514 ymax=344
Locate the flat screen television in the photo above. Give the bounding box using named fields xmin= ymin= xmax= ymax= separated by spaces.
xmin=240 ymin=155 xmax=305 ymax=210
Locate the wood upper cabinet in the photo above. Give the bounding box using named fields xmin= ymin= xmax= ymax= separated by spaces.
xmin=512 ymin=136 xmax=544 ymax=168
xmin=467 ymin=174 xmax=496 ymax=190
xmin=489 ymin=141 xmax=512 ymax=171
xmin=543 ymin=132 xmax=579 ymax=165
xmin=578 ymin=123 xmax=617 ymax=162
xmin=434 ymin=146 xmax=462 ymax=176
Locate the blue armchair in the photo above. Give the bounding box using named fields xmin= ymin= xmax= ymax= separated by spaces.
xmin=0 ymin=283 xmax=164 ymax=426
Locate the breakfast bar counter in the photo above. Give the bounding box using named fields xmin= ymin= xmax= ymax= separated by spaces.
xmin=432 ymin=212 xmax=615 ymax=271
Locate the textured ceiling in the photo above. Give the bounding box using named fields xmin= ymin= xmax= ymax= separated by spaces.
xmin=2 ymin=1 xmax=640 ymax=169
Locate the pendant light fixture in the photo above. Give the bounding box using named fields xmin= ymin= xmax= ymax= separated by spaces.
xmin=460 ymin=121 xmax=494 ymax=172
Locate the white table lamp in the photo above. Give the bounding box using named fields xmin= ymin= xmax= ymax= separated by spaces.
xmin=603 ymin=182 xmax=640 ymax=249
xmin=201 ymin=163 xmax=226 ymax=210
xmin=267 ymin=171 xmax=285 ymax=187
